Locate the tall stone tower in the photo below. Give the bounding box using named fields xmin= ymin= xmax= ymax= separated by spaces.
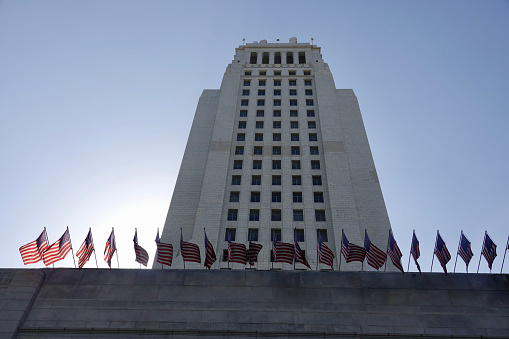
xmin=157 ymin=38 xmax=395 ymax=270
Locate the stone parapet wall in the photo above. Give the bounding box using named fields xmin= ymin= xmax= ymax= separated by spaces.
xmin=1 ymin=268 xmax=508 ymax=338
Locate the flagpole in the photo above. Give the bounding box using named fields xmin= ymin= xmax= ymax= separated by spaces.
xmin=407 ymin=230 xmax=413 ymax=272
xmin=157 ymin=228 xmax=163 ymax=269
xmin=454 ymin=231 xmax=462 ymax=273
xmin=181 ymin=228 xmax=186 ymax=270
xmin=501 ymin=236 xmax=509 ymax=274
xmin=339 ymin=229 xmax=343 ymax=272
xmin=362 ymin=230 xmax=366 ymax=272
xmin=384 ymin=229 xmax=390 ymax=272
xmin=477 ymin=231 xmax=486 ymax=273
xmin=430 ymin=231 xmax=437 ymax=272
xmin=293 ymin=228 xmax=296 ymax=270
xmin=90 ymin=228 xmax=98 ymax=268
xmin=113 ymin=227 xmax=119 ymax=269
xmin=66 ymin=227 xmax=77 ymax=269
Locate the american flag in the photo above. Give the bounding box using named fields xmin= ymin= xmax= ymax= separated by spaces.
xmin=155 ymin=230 xmax=173 ymax=267
xmin=364 ymin=231 xmax=386 ymax=270
xmin=482 ymin=232 xmax=497 ymax=270
xmin=458 ymin=231 xmax=473 ymax=268
xmin=133 ymin=229 xmax=149 ymax=267
xmin=294 ymin=233 xmax=311 ymax=269
xmin=248 ymin=242 xmax=263 ymax=266
xmin=410 ymin=231 xmax=421 ymax=273
xmin=180 ymin=231 xmax=201 ymax=264
xmin=341 ymin=232 xmax=366 ymax=263
xmin=19 ymin=228 xmax=49 ymax=265
xmin=43 ymin=228 xmax=72 ymax=266
xmin=434 ymin=231 xmax=451 ymax=274
xmin=204 ymin=230 xmax=217 ymax=269
xmin=318 ymin=233 xmax=334 ymax=269
xmin=76 ymin=228 xmax=94 ymax=269
xmin=104 ymin=229 xmax=116 ymax=268
xmin=228 ymin=235 xmax=248 ymax=265
xmin=273 ymin=233 xmax=294 ymax=264
xmin=387 ymin=231 xmax=404 ymax=273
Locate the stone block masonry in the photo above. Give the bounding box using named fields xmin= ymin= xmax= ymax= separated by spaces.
xmin=1 ymin=268 xmax=508 ymax=338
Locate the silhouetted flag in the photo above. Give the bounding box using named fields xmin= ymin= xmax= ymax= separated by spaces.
xmin=411 ymin=231 xmax=421 ymax=272
xmin=204 ymin=230 xmax=216 ymax=269
xmin=180 ymin=231 xmax=201 ymax=264
xmin=341 ymin=232 xmax=366 ymax=263
xmin=388 ymin=231 xmax=404 ymax=273
xmin=133 ymin=229 xmax=149 ymax=267
xmin=43 ymin=228 xmax=72 ymax=266
xmin=295 ymin=233 xmax=311 ymax=269
xmin=318 ymin=233 xmax=334 ymax=269
xmin=482 ymin=232 xmax=497 ymax=270
xmin=434 ymin=232 xmax=451 ymax=274
xmin=458 ymin=232 xmax=474 ymax=268
xmin=364 ymin=231 xmax=386 ymax=270
xmin=155 ymin=230 xmax=173 ymax=267
xmin=248 ymin=242 xmax=263 ymax=266
xmin=228 ymin=235 xmax=248 ymax=265
xmin=19 ymin=229 xmax=49 ymax=265
xmin=77 ymin=228 xmax=94 ymax=269
xmin=104 ymin=229 xmax=117 ymax=268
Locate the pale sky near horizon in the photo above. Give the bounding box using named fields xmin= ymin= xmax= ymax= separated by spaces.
xmin=1 ymin=1 xmax=508 ymax=272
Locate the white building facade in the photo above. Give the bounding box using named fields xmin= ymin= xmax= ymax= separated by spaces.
xmin=156 ymin=38 xmax=395 ymax=271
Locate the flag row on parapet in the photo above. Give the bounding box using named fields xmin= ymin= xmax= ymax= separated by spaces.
xmin=19 ymin=227 xmax=509 ymax=273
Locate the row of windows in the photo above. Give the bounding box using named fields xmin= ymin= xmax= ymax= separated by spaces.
xmin=233 ymin=159 xmax=320 ymax=170
xmin=231 ymin=175 xmax=322 ymax=186
xmin=243 ymin=79 xmax=312 ymax=86
xmin=244 ymin=70 xmax=311 ymax=76
xmin=234 ymin=144 xmax=321 ymax=157
xmin=241 ymin=99 xmax=314 ymax=107
xmin=242 ymin=89 xmax=313 ymax=96
xmin=237 ymin=121 xmax=316 ymax=129
xmin=225 ymin=228 xmax=327 ymax=243
xmin=239 ymin=110 xmax=315 ymax=117
xmin=249 ymin=52 xmax=307 ymax=65
xmin=237 ymin=133 xmax=318 ymax=142
xmin=227 ymin=209 xmax=326 ymax=222
xmin=229 ymin=191 xmax=324 ymax=203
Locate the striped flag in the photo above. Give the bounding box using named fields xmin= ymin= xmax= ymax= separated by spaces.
xmin=19 ymin=229 xmax=49 ymax=265
xmin=104 ymin=229 xmax=116 ymax=268
xmin=180 ymin=231 xmax=201 ymax=264
xmin=318 ymin=233 xmax=334 ymax=269
xmin=341 ymin=232 xmax=366 ymax=263
xmin=155 ymin=230 xmax=173 ymax=267
xmin=204 ymin=230 xmax=216 ymax=269
xmin=228 ymin=235 xmax=248 ymax=265
xmin=458 ymin=231 xmax=473 ymax=268
xmin=387 ymin=231 xmax=404 ymax=273
xmin=411 ymin=231 xmax=421 ymax=273
xmin=294 ymin=233 xmax=311 ymax=269
xmin=248 ymin=242 xmax=263 ymax=266
xmin=434 ymin=231 xmax=451 ymax=274
xmin=273 ymin=233 xmax=294 ymax=264
xmin=76 ymin=228 xmax=94 ymax=269
xmin=133 ymin=229 xmax=149 ymax=267
xmin=481 ymin=232 xmax=497 ymax=270
xmin=364 ymin=231 xmax=386 ymax=270
xmin=42 ymin=228 xmax=72 ymax=266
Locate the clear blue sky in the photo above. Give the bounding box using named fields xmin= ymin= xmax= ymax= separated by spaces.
xmin=1 ymin=1 xmax=508 ymax=272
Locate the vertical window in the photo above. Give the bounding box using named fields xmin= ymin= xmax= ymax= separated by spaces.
xmin=307 ymin=110 xmax=315 ymax=117
xmin=315 ymin=210 xmax=326 ymax=222
xmin=272 ymin=160 xmax=281 ymax=169
xmin=293 ymin=192 xmax=303 ymax=203
xmin=257 ymin=100 xmax=265 ymax=107
xmin=274 ymin=52 xmax=281 ymax=64
xmin=305 ymin=89 xmax=313 ymax=95
xmin=253 ymin=146 xmax=263 ymax=155
xmin=272 ymin=146 xmax=281 ymax=155
xmin=272 ymin=192 xmax=281 ymax=203
xmin=317 ymin=229 xmax=328 ymax=242
xmin=255 ymin=133 xmax=263 ymax=141
xmin=225 ymin=228 xmax=236 ymax=241
xmin=289 ymin=70 xmax=296 ymax=76
xmin=289 ymin=89 xmax=297 ymax=96
xmin=273 ymin=110 xmax=281 ymax=117
xmin=274 ymin=89 xmax=281 ymax=96
xmin=303 ymin=70 xmax=311 ymax=75
xmin=238 ymin=121 xmax=246 ymax=129
xmin=262 ymin=52 xmax=269 ymax=64
xmin=272 ymin=175 xmax=281 ymax=185
xmin=292 ymin=160 xmax=301 ymax=169
xmin=245 ymin=71 xmax=252 ymax=76
xmin=250 ymin=52 xmax=257 ymax=64
xmin=314 ymin=192 xmax=324 ymax=203
xmin=289 ymin=79 xmax=297 ymax=86
xmin=308 ymin=121 xmax=316 ymax=129
xmin=252 ymin=175 xmax=261 ymax=185
xmin=235 ymin=146 xmax=244 ymax=155
xmin=248 ymin=228 xmax=259 ymax=241
xmin=312 ymin=176 xmax=322 ymax=185
xmin=231 ymin=176 xmax=241 ymax=185
xmin=306 ymin=99 xmax=314 ymax=106
xmin=274 ymin=99 xmax=281 ymax=107
xmin=242 ymin=90 xmax=250 ymax=96
xmin=244 ymin=80 xmax=251 ymax=86
xmin=256 ymin=121 xmax=264 ymax=129
xmin=252 ymin=160 xmax=262 ymax=169
xmin=295 ymin=229 xmax=305 ymax=242
xmin=293 ymin=210 xmax=304 ymax=222
xmin=271 ymin=209 xmax=282 ymax=221
xmin=237 ymin=133 xmax=245 ymax=141
xmin=310 ymin=146 xmax=319 ymax=155
xmin=311 ymin=160 xmax=321 ymax=169
xmin=250 ymin=209 xmax=260 ymax=221
xmin=258 ymin=90 xmax=265 ymax=96
xmin=286 ymin=52 xmax=294 ymax=64
xmin=256 ymin=110 xmax=264 ymax=117
xmin=290 ymin=110 xmax=298 ymax=117
xmin=309 ymin=133 xmax=318 ymax=141
xmin=259 ymin=80 xmax=266 ymax=86
xmin=291 ymin=146 xmax=300 ymax=155
xmin=273 ymin=133 xmax=281 ymax=141
xmin=290 ymin=99 xmax=298 ymax=106
xmin=251 ymin=191 xmax=261 ymax=202
xmin=229 ymin=192 xmax=240 ymax=202
xmin=222 ymin=249 xmax=228 ymax=262
xmin=241 ymin=99 xmax=249 ymax=106
xmin=291 ymin=133 xmax=299 ymax=141
xmin=273 ymin=121 xmax=281 ymax=129
xmin=233 ymin=160 xmax=243 ymax=169
xmin=274 ymin=79 xmax=281 ymax=86
xmin=291 ymin=121 xmax=299 ymax=129
xmin=240 ymin=110 xmax=248 ymax=117
xmin=259 ymin=70 xmax=266 ymax=76
xmin=292 ymin=175 xmax=302 ymax=185
xmin=298 ymin=52 xmax=306 ymax=64
xmin=271 ymin=229 xmax=282 ymax=241
xmin=227 ymin=209 xmax=238 ymax=221
xmin=305 ymin=79 xmax=312 ymax=86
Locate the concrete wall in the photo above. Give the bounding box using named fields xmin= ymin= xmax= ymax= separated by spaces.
xmin=1 ymin=268 xmax=508 ymax=338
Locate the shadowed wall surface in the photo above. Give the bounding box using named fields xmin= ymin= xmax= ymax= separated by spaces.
xmin=1 ymin=268 xmax=508 ymax=338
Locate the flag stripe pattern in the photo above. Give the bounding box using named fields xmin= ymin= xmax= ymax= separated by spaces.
xmin=482 ymin=233 xmax=497 ymax=270
xmin=104 ymin=230 xmax=116 ymax=268
xmin=248 ymin=242 xmax=263 ymax=266
xmin=341 ymin=233 xmax=366 ymax=263
xmin=364 ymin=232 xmax=387 ymax=270
xmin=76 ymin=229 xmax=94 ymax=269
xmin=180 ymin=235 xmax=201 ymax=263
xmin=434 ymin=232 xmax=451 ymax=273
xmin=295 ymin=236 xmax=311 ymax=269
xmin=204 ymin=232 xmax=217 ymax=269
xmin=274 ymin=242 xmax=294 ymax=264
xmin=388 ymin=232 xmax=404 ymax=273
xmin=318 ymin=236 xmax=334 ymax=269
xmin=411 ymin=231 xmax=421 ymax=273
xmin=228 ymin=242 xmax=248 ymax=265
xmin=155 ymin=230 xmax=173 ymax=267
xmin=458 ymin=232 xmax=474 ymax=267
xmin=43 ymin=229 xmax=72 ymax=266
xmin=19 ymin=229 xmax=49 ymax=265
xmin=133 ymin=230 xmax=149 ymax=267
